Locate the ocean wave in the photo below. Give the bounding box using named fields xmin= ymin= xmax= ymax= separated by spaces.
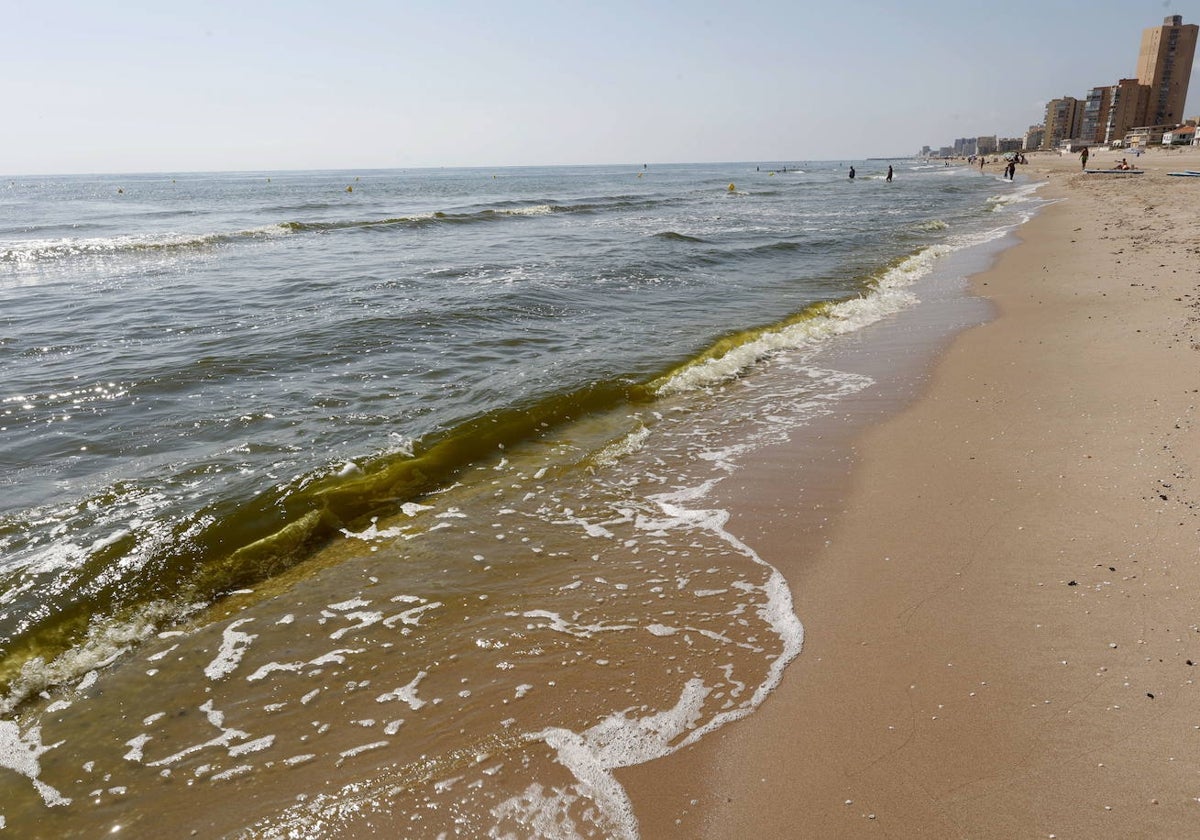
xmin=649 ymin=242 xmax=957 ymax=396
xmin=1 ymin=195 xmax=681 ymax=267
xmin=0 ymin=226 xmax=295 ymax=265
xmin=915 ymin=219 xmax=950 ymax=231
xmin=652 ymin=231 xmax=706 ymax=243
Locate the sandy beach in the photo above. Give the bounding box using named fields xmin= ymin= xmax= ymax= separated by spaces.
xmin=621 ymin=147 xmax=1200 ymax=838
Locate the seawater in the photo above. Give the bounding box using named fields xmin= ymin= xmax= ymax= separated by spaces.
xmin=0 ymin=161 xmax=1042 ymax=836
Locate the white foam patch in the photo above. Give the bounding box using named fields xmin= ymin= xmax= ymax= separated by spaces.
xmin=329 ymin=611 xmax=384 ymax=640
xmin=212 ymin=764 xmax=253 ymax=781
xmin=246 ymin=661 xmax=305 ymax=682
xmin=504 ymin=680 xmax=712 ymax=840
xmin=0 ymin=721 xmax=72 ymax=806
xmin=307 ymin=648 xmax=362 ymax=667
xmin=382 ymin=601 xmax=441 ymax=629
xmin=340 ymin=521 xmax=409 ymax=541
xmin=204 ymin=618 xmax=258 ymax=680
xmin=338 ymin=741 xmax=388 ymax=760
xmin=146 ymin=700 xmax=251 ymax=767
xmin=490 ymin=782 xmax=585 ymax=838
xmin=123 ymin=733 xmax=152 ymax=762
xmin=375 ymin=671 xmax=428 ymax=710
xmin=521 ymin=610 xmax=635 ymax=639
xmin=228 ymin=735 xmax=275 ymax=757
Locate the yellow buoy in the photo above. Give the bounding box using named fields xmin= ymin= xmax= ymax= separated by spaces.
xmin=346 ymin=185 xmax=353 ymax=192
xmin=727 ymin=183 xmax=736 ymax=192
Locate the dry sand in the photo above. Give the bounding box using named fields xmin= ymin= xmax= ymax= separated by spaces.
xmin=620 ymin=146 xmax=1200 ymax=838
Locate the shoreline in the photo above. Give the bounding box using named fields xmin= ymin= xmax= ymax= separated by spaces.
xmin=620 ymin=147 xmax=1200 ymax=837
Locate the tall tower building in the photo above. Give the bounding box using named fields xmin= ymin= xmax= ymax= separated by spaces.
xmin=1106 ymin=79 xmax=1150 ymax=143
xmin=1135 ymin=15 xmax=1198 ymax=126
xmin=1043 ymin=97 xmax=1083 ymax=149
xmin=1081 ymin=86 xmax=1114 ymax=143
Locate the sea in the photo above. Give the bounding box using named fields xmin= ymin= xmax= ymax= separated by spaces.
xmin=0 ymin=160 xmax=1043 ymax=838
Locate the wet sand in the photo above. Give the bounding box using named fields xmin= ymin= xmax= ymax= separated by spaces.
xmin=621 ymin=146 xmax=1200 ymax=837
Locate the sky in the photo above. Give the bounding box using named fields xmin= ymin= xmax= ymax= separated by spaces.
xmin=4 ymin=0 xmax=1199 ymax=174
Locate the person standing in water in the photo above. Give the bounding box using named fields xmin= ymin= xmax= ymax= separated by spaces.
xmin=849 ymin=166 xmax=856 ymax=180
xmin=886 ymin=165 xmax=893 ymax=182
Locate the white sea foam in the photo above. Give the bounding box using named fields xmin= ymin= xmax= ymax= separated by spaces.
xmin=382 ymin=600 xmax=441 ymax=629
xmin=375 ymin=671 xmax=428 ymax=710
xmin=329 ymin=611 xmax=384 ymax=640
xmin=145 ymin=700 xmax=251 ymax=767
xmin=204 ymin=618 xmax=258 ymax=680
xmin=499 ymin=204 xmax=554 ymax=217
xmin=338 ymin=741 xmax=388 ymax=760
xmin=340 ymin=521 xmax=409 ymax=541
xmin=123 ymin=733 xmax=152 ymax=762
xmin=212 ymin=764 xmax=254 ymax=781
xmin=0 ymin=721 xmax=71 ymax=807
xmin=228 ymin=734 xmax=275 ymax=757
xmin=593 ymin=425 xmax=651 ymax=466
xmin=521 ymin=610 xmax=635 ymax=638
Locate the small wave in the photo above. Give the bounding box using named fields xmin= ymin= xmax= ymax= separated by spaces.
xmin=652 ymin=231 xmax=705 ymax=243
xmin=988 ymin=180 xmax=1044 ymax=212
xmin=592 ymin=425 xmax=652 ymax=466
xmin=915 ymin=219 xmax=949 ymax=231
xmin=0 ymin=226 xmax=294 ymax=265
xmin=493 ymin=204 xmax=554 ymax=217
xmin=650 ymin=243 xmax=955 ymax=396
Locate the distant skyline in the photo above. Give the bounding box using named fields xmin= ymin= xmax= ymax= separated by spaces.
xmin=5 ymin=0 xmax=1199 ymax=175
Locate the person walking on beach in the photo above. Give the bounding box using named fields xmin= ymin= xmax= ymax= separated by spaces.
xmin=1080 ymin=147 xmax=1089 ymax=170
xmin=886 ymin=165 xmax=893 ymax=182
xmin=848 ymin=166 xmax=855 ymax=180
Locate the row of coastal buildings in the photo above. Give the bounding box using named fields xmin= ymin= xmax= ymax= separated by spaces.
xmin=922 ymin=16 xmax=1198 ymax=157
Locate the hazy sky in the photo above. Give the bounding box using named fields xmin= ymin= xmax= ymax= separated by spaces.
xmin=5 ymin=0 xmax=1198 ymax=174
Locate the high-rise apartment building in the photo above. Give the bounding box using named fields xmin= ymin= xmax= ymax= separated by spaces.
xmin=1081 ymin=86 xmax=1114 ymax=143
xmin=1106 ymin=78 xmax=1151 ymax=143
xmin=1135 ymin=15 xmax=1198 ymax=126
xmin=1043 ymin=97 xmax=1083 ymax=149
